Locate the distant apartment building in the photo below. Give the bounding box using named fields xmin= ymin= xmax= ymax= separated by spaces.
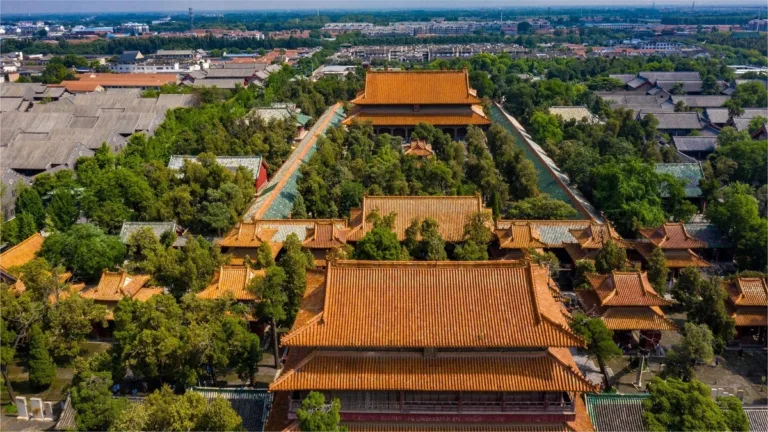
xmin=747 ymin=19 xmax=768 ymax=31
xmin=115 ymin=22 xmax=150 ymax=34
xmin=332 ymin=43 xmax=526 ymax=63
xmin=109 ymin=50 xmax=209 ymax=74
xmin=268 ymin=29 xmax=310 ymax=40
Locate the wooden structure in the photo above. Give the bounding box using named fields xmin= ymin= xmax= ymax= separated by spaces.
xmin=266 ymin=260 xmax=596 ymax=431
xmin=343 ymin=69 xmax=491 ymax=139
xmin=576 ymin=272 xmax=676 ymax=350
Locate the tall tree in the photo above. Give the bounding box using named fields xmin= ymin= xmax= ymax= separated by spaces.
xmin=594 ymin=240 xmax=627 ymax=274
xmin=643 ymin=377 xmax=747 ymax=432
xmin=646 ymin=247 xmax=669 ymax=295
xmin=571 ymin=312 xmax=622 ymax=390
xmin=279 ymin=233 xmax=311 ymax=320
xmin=454 ymin=211 xmax=493 ymax=261
xmin=46 ymin=188 xmax=79 ymax=232
xmin=506 ymin=194 xmax=578 ymax=220
xmin=353 ymin=212 xmax=408 ymax=261
xmin=27 ymin=324 xmax=56 ymax=390
xmin=39 ymin=224 xmax=126 ymax=282
xmin=663 ymin=323 xmax=715 ymax=381
xmin=70 ymin=371 xmax=126 ymax=431
xmin=250 ymin=266 xmax=287 ymax=369
xmin=15 ymin=186 xmax=45 ymax=229
xmin=297 ymin=391 xmax=347 ymax=432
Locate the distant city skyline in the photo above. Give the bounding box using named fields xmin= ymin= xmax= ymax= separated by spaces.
xmin=3 ymin=0 xmax=767 ymax=16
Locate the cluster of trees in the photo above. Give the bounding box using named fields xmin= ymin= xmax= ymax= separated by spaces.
xmin=643 ymin=377 xmax=749 ymax=432
xmin=15 ymin=54 xmax=110 ymax=84
xmin=295 ymin=121 xmax=573 ymax=221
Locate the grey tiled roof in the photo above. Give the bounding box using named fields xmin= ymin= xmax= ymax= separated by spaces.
xmin=168 ymin=155 xmax=264 ymax=180
xmin=684 ymin=222 xmax=732 ymax=248
xmin=672 ymin=136 xmax=718 ymax=152
xmin=586 ymin=394 xmax=649 ymax=432
xmin=496 ymin=220 xmax=591 ymax=246
xmin=656 ymin=163 xmax=704 ymax=197
xmin=639 ymin=71 xmax=701 ymax=82
xmin=191 ymin=387 xmax=272 ymax=432
xmin=656 ymin=80 xmax=703 ymax=93
xmin=191 ymin=78 xmax=244 ymax=89
xmin=119 ymin=221 xmax=186 ymax=247
xmin=669 ymin=95 xmax=730 ymax=108
xmin=609 ymin=74 xmax=638 ymax=84
xmin=639 ymin=111 xmax=705 ymax=130
xmin=744 ymin=405 xmax=768 ymax=432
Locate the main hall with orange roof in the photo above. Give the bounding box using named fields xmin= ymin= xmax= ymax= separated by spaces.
xmin=266 ymin=260 xmax=597 ymax=431
xmin=343 ymin=69 xmax=491 ymax=139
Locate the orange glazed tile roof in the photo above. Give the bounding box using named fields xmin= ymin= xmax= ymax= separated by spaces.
xmin=495 ymin=224 xmax=548 ymax=249
xmin=585 ymin=272 xmax=671 ymax=307
xmin=576 ymin=290 xmax=676 ymax=331
xmin=74 ymin=73 xmax=178 ymax=87
xmin=342 ymin=110 xmax=491 ymax=127
xmin=302 ymin=222 xmax=348 ymax=249
xmin=563 ymin=243 xmax=600 ymax=262
xmin=55 ymin=81 xmax=104 ymax=93
xmin=0 ymin=233 xmax=44 ymax=273
xmin=342 ymin=424 xmax=573 ymax=432
xmin=634 ymin=243 xmax=710 ymax=268
xmin=403 ymin=140 xmax=435 ymax=157
xmin=282 ymin=261 xmax=584 ymax=348
xmin=638 ymin=223 xmax=706 ymax=249
xmin=568 ymin=224 xmax=629 ymax=249
xmin=724 ymin=277 xmax=768 ymax=307
xmin=197 ymin=265 xmax=264 ymax=301
xmin=351 ymin=70 xmax=482 ymax=105
xmin=80 ymin=271 xmax=162 ymax=303
xmin=730 ymin=307 xmax=767 ymax=327
xmin=269 ymin=349 xmax=597 ymax=393
xmin=346 ymin=195 xmax=491 ymax=242
xmin=599 ymin=307 xmax=678 ymax=331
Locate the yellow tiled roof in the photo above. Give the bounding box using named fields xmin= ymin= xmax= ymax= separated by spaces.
xmin=302 ymin=222 xmax=348 ymax=249
xmin=730 ymin=307 xmax=768 ymax=327
xmin=0 ymin=233 xmax=44 ymax=273
xmin=569 ymin=224 xmax=629 ymax=249
xmin=351 ymin=70 xmax=482 ymax=105
xmin=342 ymin=110 xmax=491 ymax=126
xmin=496 ymin=224 xmax=548 ymax=249
xmin=282 ymin=261 xmax=584 ymax=349
xmin=725 ymin=277 xmax=768 ymax=306
xmin=346 ymin=195 xmax=490 ymax=242
xmin=269 ymin=349 xmax=597 ymax=393
xmin=634 ymin=243 xmax=710 ymax=268
xmin=403 ymin=140 xmax=435 ymax=157
xmin=638 ymin=223 xmax=706 ymax=249
xmin=196 ymin=265 xmax=264 ymax=301
xmin=81 ymin=272 xmax=153 ymax=302
xmin=586 ymin=272 xmax=671 ymax=307
xmin=599 ymin=306 xmax=678 ymax=331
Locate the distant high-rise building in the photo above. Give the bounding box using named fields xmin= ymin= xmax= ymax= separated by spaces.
xmin=189 ymin=7 xmax=194 ymax=31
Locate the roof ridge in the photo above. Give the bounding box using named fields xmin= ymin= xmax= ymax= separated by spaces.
xmin=281 ymin=312 xmax=324 ymax=346
xmin=527 ymin=264 xmax=542 ymax=325
xmin=268 ymin=350 xmax=318 ymax=391
xmin=546 ymin=349 xmax=598 ymax=392
xmin=541 ymin=314 xmax=587 ymax=348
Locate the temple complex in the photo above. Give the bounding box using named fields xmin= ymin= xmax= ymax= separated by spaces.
xmin=722 ymin=277 xmax=768 ymax=346
xmin=576 ymin=272 xmax=676 ymax=350
xmin=267 ymin=260 xmax=596 ymax=431
xmin=343 ymin=69 xmax=491 ymax=139
xmin=635 ymin=223 xmax=711 ymax=272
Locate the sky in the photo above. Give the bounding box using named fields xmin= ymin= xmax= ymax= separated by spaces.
xmin=3 ymin=0 xmax=765 ymax=15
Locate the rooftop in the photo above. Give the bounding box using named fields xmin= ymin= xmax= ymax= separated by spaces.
xmin=495 ymin=220 xmax=592 ymax=248
xmin=724 ymin=277 xmax=768 ymax=307
xmin=638 ymin=223 xmax=707 ymax=249
xmin=347 ymin=195 xmax=490 ymax=242
xmin=0 ymin=233 xmax=44 ymax=273
xmin=282 ymin=261 xmax=584 ymax=349
xmin=351 ymin=70 xmax=481 ymax=105
xmin=74 ymin=73 xmax=178 ymax=87
xmin=639 ymin=111 xmax=705 ymax=130
xmin=655 ymin=163 xmax=704 ymax=198
xmin=196 ymin=265 xmax=264 ymax=301
xmin=270 ymin=349 xmax=596 ymax=393
xmin=81 ymin=271 xmax=162 ymax=303
xmin=585 ymin=393 xmax=649 ymax=432
xmin=548 ymin=106 xmax=600 ymax=124
xmin=167 ymin=155 xmax=264 ymax=181
xmin=568 ymin=224 xmax=629 ymax=249
xmin=634 ymin=243 xmax=710 ymax=268
xmin=672 ymin=136 xmax=718 ymax=153
xmin=585 ymin=272 xmax=671 ymax=307
xmin=190 ymin=387 xmax=272 ymax=432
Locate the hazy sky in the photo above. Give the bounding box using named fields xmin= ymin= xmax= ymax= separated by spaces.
xmin=3 ymin=0 xmax=764 ymax=15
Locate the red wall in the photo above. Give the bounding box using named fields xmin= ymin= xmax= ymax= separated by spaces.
xmin=255 ymin=161 xmax=269 ymax=192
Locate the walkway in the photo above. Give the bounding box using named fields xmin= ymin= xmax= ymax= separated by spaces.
xmin=490 ymin=102 xmax=603 ymax=222
xmin=244 ymin=103 xmax=345 ymax=221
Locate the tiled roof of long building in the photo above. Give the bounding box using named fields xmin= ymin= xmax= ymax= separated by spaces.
xmin=0 ymin=233 xmax=44 ymax=273
xmin=586 ymin=394 xmax=649 ymax=432
xmin=269 ymin=349 xmax=597 ymax=393
xmin=724 ymin=277 xmax=768 ymax=307
xmin=282 ymin=260 xmax=584 ymax=348
xmin=196 ymin=265 xmax=264 ymax=301
xmin=351 ymin=70 xmax=481 ymax=105
xmin=586 ymin=272 xmax=671 ymax=307
xmin=346 ymin=195 xmax=490 ymax=242
xmin=638 ymin=223 xmax=707 ymax=249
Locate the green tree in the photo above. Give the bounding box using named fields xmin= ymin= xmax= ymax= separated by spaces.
xmin=108 ymin=403 xmax=148 ymax=432
xmin=70 ymin=371 xmax=126 ymax=431
xmin=46 ymin=188 xmax=79 ymax=232
xmin=250 ymin=266 xmax=287 ymax=369
xmin=47 ymin=294 xmax=108 ymax=358
xmin=407 ymin=218 xmax=447 ymax=261
xmin=663 ymin=323 xmax=715 ymax=381
xmin=353 ymin=212 xmax=408 ymax=261
xmin=196 ymin=397 xmax=244 ymax=432
xmin=594 ymin=240 xmax=627 ymax=274
xmin=529 ymin=111 xmax=563 ymax=145
xmin=15 ymin=185 xmax=45 ymax=229
xmin=292 ymin=193 xmax=308 ymax=218
xmin=707 ymin=183 xmax=768 ymax=271
xmin=255 ymin=242 xmax=275 ymax=269
xmin=506 ymin=194 xmax=579 ymax=220
xmin=297 ymin=391 xmax=347 ymax=432
xmin=39 ymin=224 xmax=126 ymax=282
xmin=571 ymin=312 xmax=622 ymax=390
xmin=125 ymin=227 xmax=166 ymax=275
xmin=27 ymin=324 xmax=56 ymax=390
xmin=672 ymin=269 xmax=736 ymax=351
xmin=279 ymin=233 xmax=311 ymax=320
xmin=646 ymin=247 xmax=669 ymax=295
xmin=454 ymin=211 xmax=493 ymax=261
xmin=670 ymin=82 xmax=687 ymax=95
xmin=701 ymin=75 xmax=720 ymax=95
xmin=643 ymin=377 xmax=745 ymax=432
xmin=143 ymin=386 xmax=207 ymax=431
xmin=517 ymin=21 xmax=532 ymax=34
